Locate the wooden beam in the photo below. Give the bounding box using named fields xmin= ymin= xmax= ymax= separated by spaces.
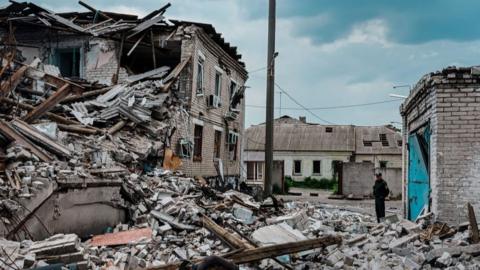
xmin=147 ymin=235 xmax=341 ymax=270
xmin=201 ymin=215 xmax=252 ymax=250
xmin=114 ymin=33 xmax=125 ymax=84
xmin=61 ymin=86 xmax=113 ymax=103
xmin=23 ymin=83 xmax=71 ymax=123
xmin=11 ymin=119 xmax=72 ymax=158
xmin=162 ymin=56 xmax=191 ymax=92
xmin=78 ymin=1 xmax=113 ymax=21
xmin=107 ymin=120 xmax=126 ymax=135
xmin=468 ymin=203 xmax=479 ymax=243
xmin=126 ymin=32 xmax=146 ymax=57
xmin=0 ymin=120 xmax=53 ymax=162
xmin=150 ymin=29 xmax=157 ymax=68
xmin=0 ymin=65 xmax=28 ymax=96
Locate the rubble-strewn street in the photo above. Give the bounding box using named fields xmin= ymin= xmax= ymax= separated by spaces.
xmin=3 ymin=0 xmax=480 ymax=270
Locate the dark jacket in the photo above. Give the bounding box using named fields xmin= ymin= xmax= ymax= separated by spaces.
xmin=373 ymin=179 xmax=389 ymax=199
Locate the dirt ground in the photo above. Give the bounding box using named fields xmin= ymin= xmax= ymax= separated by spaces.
xmin=278 ymin=187 xmax=403 ymax=217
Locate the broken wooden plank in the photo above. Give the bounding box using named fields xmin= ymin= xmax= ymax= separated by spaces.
xmin=61 ymin=86 xmax=112 ymax=103
xmin=127 ymin=32 xmax=146 ymax=57
xmin=11 ymin=119 xmax=72 ymax=158
xmin=125 ymin=66 xmax=170 ymax=84
xmin=78 ymin=1 xmax=113 ymax=21
xmin=23 ymin=83 xmax=71 ymax=123
xmin=39 ymin=11 xmax=86 ymax=33
xmin=1 ymin=97 xmax=80 ymax=126
xmin=127 ymin=14 xmax=164 ymax=39
xmin=201 ymin=215 xmax=252 ymax=250
xmin=107 ymin=120 xmax=126 ymax=135
xmin=90 ymin=227 xmax=152 ymax=247
xmin=468 ymin=203 xmax=479 ymax=243
xmin=225 ymin=235 xmax=341 ymax=264
xmin=0 ymin=120 xmax=53 ymax=162
xmin=0 ymin=65 xmax=28 ymax=96
xmin=162 ymin=56 xmax=191 ymax=92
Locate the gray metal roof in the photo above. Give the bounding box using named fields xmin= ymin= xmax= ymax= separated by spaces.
xmin=244 ymin=116 xmax=402 ymax=155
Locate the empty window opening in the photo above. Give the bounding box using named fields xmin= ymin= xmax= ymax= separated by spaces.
xmin=256 ymin=162 xmax=263 ymax=180
xmin=325 ymin=127 xmax=333 ymax=133
xmin=215 ymin=71 xmax=222 ymax=97
xmin=52 ymin=47 xmax=81 ymax=78
xmin=397 ymin=140 xmax=403 ymax=147
xmin=363 ymin=140 xmax=372 ymax=147
xmin=213 ymin=130 xmax=222 ymax=159
xmin=293 ymin=160 xmax=302 ymax=175
xmin=379 ymin=161 xmax=388 ymax=168
xmin=246 ymin=162 xmax=255 ymax=180
xmin=193 ymin=125 xmax=203 ymax=162
xmin=379 ymin=134 xmax=389 ymax=146
xmin=313 ymin=160 xmax=321 ymax=175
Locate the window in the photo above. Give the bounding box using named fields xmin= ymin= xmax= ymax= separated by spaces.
xmin=179 ymin=138 xmax=193 ymax=158
xmin=293 ymin=160 xmax=302 ymax=175
xmin=196 ymin=58 xmax=204 ymax=95
xmin=397 ymin=140 xmax=403 ymax=147
xmin=363 ymin=140 xmax=372 ymax=147
xmin=246 ymin=162 xmax=255 ymax=180
xmin=313 ymin=160 xmax=321 ymax=175
xmin=229 ymin=80 xmax=237 ymax=102
xmin=379 ymin=161 xmax=388 ymax=168
xmin=193 ymin=125 xmax=203 ymax=162
xmin=213 ymin=130 xmax=222 ymax=159
xmin=215 ymin=71 xmax=222 ymax=97
xmin=256 ymin=163 xmax=263 ymax=180
xmin=325 ymin=127 xmax=333 ymax=133
xmin=52 ymin=47 xmax=81 ymax=78
xmin=228 ymin=131 xmax=238 ymax=160
xmin=379 ymin=134 xmax=389 ymax=146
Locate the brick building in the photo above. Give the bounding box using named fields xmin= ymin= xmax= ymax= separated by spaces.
xmin=401 ymin=66 xmax=480 ymax=224
xmin=6 ymin=3 xmax=247 ymax=180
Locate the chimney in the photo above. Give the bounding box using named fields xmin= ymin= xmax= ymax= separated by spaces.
xmin=299 ymin=116 xmax=306 ymax=123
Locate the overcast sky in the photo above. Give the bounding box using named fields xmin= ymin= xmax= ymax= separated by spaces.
xmin=33 ymin=0 xmax=480 ymax=127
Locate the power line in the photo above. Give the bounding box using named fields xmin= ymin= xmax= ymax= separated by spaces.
xmin=245 ymin=98 xmax=404 ymax=110
xmin=247 ymin=66 xmax=267 ymax=74
xmin=274 ymin=82 xmax=336 ymax=125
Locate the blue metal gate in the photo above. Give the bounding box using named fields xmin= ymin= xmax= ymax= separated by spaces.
xmin=408 ymin=126 xmax=431 ymax=220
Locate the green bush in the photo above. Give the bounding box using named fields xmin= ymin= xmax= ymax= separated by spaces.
xmin=285 ymin=176 xmax=337 ymax=191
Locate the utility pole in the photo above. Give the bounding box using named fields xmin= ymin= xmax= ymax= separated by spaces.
xmin=264 ymin=0 xmax=276 ymax=197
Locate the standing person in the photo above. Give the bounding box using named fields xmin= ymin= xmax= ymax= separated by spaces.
xmin=373 ymin=172 xmax=389 ymax=223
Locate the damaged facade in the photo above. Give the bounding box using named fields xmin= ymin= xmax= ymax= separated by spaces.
xmin=1 ymin=1 xmax=247 ymax=180
xmin=401 ymin=66 xmax=480 ymax=224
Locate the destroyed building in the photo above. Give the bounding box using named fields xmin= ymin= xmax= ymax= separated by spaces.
xmin=401 ymin=66 xmax=480 ymax=224
xmin=243 ymin=116 xmax=402 ymax=197
xmin=1 ymin=1 xmax=248 ymax=180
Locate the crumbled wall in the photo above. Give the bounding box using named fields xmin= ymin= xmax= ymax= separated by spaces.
xmin=402 ymin=67 xmax=480 ymax=225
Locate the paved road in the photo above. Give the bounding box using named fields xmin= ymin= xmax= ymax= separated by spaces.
xmin=277 ymin=187 xmax=403 ymax=216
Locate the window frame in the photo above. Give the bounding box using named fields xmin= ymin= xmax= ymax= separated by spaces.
xmin=196 ymin=57 xmax=205 ymax=96
xmin=214 ymin=70 xmax=222 ymax=97
xmin=213 ymin=130 xmax=222 ymax=159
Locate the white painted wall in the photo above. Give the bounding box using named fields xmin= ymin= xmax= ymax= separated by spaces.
xmin=274 ymin=151 xmax=352 ymax=181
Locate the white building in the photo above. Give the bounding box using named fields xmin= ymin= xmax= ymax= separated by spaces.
xmin=243 ymin=116 xmax=402 ymax=188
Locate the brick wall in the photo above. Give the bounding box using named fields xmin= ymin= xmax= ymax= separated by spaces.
xmin=171 ymin=27 xmax=247 ymax=178
xmin=402 ymin=67 xmax=480 ymax=225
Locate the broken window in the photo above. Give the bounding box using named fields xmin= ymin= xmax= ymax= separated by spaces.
xmin=313 ymin=160 xmax=321 ymax=175
xmin=213 ymin=130 xmax=222 ymax=159
xmin=228 ymin=131 xmax=238 ymax=160
xmin=363 ymin=140 xmax=372 ymax=147
xmin=379 ymin=161 xmax=388 ymax=168
xmin=397 ymin=140 xmax=402 ymax=147
xmin=215 ymin=71 xmax=222 ymax=97
xmin=179 ymin=138 xmax=193 ymax=158
xmin=379 ymin=133 xmax=389 ymax=146
xmin=193 ymin=125 xmax=203 ymax=162
xmin=52 ymin=47 xmax=81 ymax=78
xmin=196 ymin=58 xmax=204 ymax=95
xmin=325 ymin=127 xmax=333 ymax=133
xmin=229 ymin=80 xmax=237 ymax=106
xmin=293 ymin=160 xmax=302 ymax=175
